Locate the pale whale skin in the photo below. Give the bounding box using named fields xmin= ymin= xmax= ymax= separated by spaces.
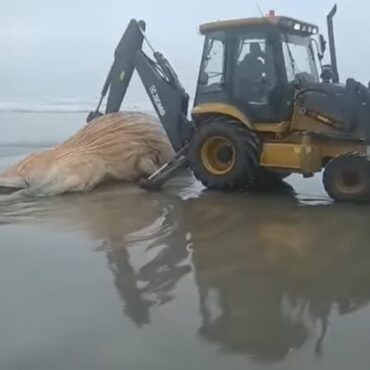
xmin=0 ymin=112 xmax=174 ymax=197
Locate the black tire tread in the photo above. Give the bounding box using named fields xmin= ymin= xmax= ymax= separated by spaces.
xmin=188 ymin=116 xmax=261 ymax=190
xmin=323 ymin=153 xmax=370 ymax=202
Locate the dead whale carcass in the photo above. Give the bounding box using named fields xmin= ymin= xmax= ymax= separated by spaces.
xmin=0 ymin=112 xmax=174 ymax=197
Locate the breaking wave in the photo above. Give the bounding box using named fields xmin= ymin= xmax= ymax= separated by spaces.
xmin=0 ymin=98 xmax=95 ymax=113
xmin=0 ymin=98 xmax=152 ymax=114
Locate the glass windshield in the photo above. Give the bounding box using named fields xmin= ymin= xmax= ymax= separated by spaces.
xmin=234 ymin=31 xmax=277 ymax=104
xmin=282 ymin=34 xmax=319 ymax=83
xmin=200 ymin=32 xmax=225 ymax=88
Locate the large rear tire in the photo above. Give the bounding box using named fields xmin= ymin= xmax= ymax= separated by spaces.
xmin=323 ymin=154 xmax=370 ymax=202
xmin=188 ymin=116 xmax=261 ymax=190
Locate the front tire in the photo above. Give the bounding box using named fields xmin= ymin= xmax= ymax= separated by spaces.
xmin=323 ymin=154 xmax=370 ymax=202
xmin=188 ymin=116 xmax=261 ymax=190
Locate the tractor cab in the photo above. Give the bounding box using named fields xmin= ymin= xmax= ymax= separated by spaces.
xmin=194 ymin=15 xmax=322 ymax=123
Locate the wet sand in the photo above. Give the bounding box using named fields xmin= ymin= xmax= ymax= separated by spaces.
xmin=1 ymin=112 xmax=370 ymax=370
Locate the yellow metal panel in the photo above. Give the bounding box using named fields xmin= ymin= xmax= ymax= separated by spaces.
xmin=291 ymin=112 xmax=333 ymax=133
xmin=260 ymin=141 xmax=322 ymax=173
xmin=260 ymin=143 xmax=302 ymax=169
xmin=199 ymin=16 xmax=318 ymax=34
xmin=254 ymin=122 xmax=290 ymax=134
xmin=200 ymin=17 xmax=280 ymax=33
xmin=192 ymin=104 xmax=290 ymax=134
xmin=192 ymin=103 xmax=254 ymax=130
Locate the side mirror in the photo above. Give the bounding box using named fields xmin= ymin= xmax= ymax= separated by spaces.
xmin=321 ymin=64 xmax=334 ymax=83
xmin=319 ymin=34 xmax=327 ymax=56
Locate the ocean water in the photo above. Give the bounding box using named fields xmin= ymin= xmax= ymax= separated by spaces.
xmin=0 ymin=101 xmax=370 ymax=370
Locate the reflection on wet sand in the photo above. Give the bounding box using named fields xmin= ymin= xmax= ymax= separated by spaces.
xmin=42 ymin=185 xmax=192 ymax=327
xmin=187 ymin=193 xmax=370 ymax=362
xmin=2 ymin=178 xmax=370 ymax=364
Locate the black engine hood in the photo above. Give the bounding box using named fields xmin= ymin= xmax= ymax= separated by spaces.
xmin=294 ymin=79 xmax=370 ymax=142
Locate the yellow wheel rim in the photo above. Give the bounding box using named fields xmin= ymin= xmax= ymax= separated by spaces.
xmin=200 ymin=136 xmax=236 ymax=175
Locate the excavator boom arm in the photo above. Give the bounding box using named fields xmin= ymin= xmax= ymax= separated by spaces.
xmin=89 ymin=19 xmax=192 ymax=151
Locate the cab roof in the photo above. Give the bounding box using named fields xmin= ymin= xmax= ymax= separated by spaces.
xmin=199 ymin=16 xmax=319 ymax=35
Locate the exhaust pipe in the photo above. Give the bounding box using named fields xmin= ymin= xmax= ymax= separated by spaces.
xmin=327 ymin=4 xmax=339 ymax=83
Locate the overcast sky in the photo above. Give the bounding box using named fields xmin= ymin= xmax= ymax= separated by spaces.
xmin=1 ymin=0 xmax=369 ymax=103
